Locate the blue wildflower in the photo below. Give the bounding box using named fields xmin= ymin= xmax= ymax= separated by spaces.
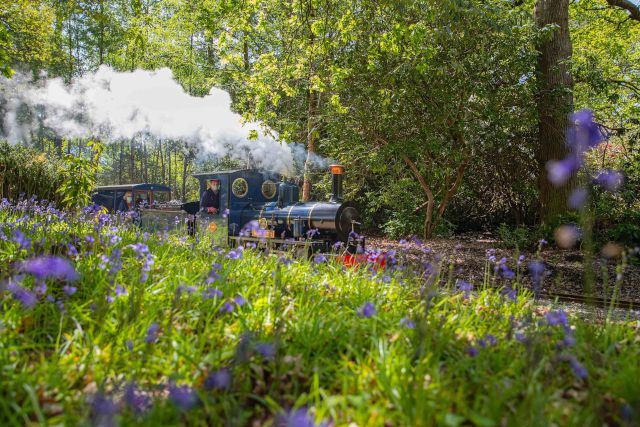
xmin=278 ymin=407 xmax=326 ymax=427
xmin=568 ymin=186 xmax=588 ymax=209
xmin=146 ymin=323 xmax=160 ymax=344
xmin=546 ymin=310 xmax=569 ymax=328
xmin=358 ymin=302 xmax=376 ymax=318
xmin=234 ymin=295 xmax=246 ymax=306
xmin=313 ymin=254 xmax=327 ymax=264
xmin=123 ymin=382 xmax=150 ymax=414
xmin=204 ymin=368 xmax=232 ymax=391
xmin=255 ymin=342 xmax=276 ymax=359
xmin=219 ymin=301 xmax=234 ymax=313
xmin=7 ymin=281 xmax=37 ymax=308
xmin=202 ymin=287 xmax=223 ymax=299
xmin=400 ymin=317 xmax=416 ymax=329
xmin=21 ymin=256 xmax=79 ymax=282
xmin=594 ymin=169 xmax=624 ymax=192
xmin=63 ymin=285 xmax=77 ymax=296
xmin=168 ymin=383 xmax=199 ymax=411
xmin=456 ymin=280 xmax=473 ymax=298
xmin=467 ymin=346 xmax=479 ymax=357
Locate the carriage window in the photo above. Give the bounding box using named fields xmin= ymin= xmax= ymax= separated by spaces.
xmin=151 ymin=191 xmax=171 ymax=204
xmin=232 ymin=178 xmax=249 ymax=198
xmin=261 ymin=180 xmax=277 ymax=199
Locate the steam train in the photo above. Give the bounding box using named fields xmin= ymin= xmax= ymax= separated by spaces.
xmin=91 ymin=165 xmax=364 ymax=255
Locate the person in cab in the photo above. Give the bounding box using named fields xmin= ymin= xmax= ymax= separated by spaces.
xmin=200 ymin=179 xmax=220 ymax=214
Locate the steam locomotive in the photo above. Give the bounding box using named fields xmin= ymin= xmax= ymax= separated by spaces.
xmin=92 ymin=165 xmax=364 ymax=255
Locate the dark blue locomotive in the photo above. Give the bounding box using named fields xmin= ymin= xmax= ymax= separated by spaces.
xmin=193 ymin=165 xmax=362 ymax=253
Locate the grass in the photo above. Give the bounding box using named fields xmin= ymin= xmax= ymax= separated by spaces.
xmin=1 ymin=198 xmax=639 ymax=426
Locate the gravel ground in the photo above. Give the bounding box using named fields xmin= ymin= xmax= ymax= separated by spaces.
xmin=367 ymin=234 xmax=640 ymax=304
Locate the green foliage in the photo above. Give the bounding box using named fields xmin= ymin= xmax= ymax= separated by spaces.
xmin=0 ymin=141 xmax=64 ymax=202
xmin=497 ymin=223 xmax=536 ymax=250
xmin=56 ymin=140 xmax=103 ymax=209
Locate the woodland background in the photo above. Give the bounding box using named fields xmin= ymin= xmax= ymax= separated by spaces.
xmin=0 ymin=0 xmax=639 ymax=243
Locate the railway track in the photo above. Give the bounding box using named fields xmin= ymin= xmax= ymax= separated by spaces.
xmin=536 ymin=291 xmax=638 ymax=311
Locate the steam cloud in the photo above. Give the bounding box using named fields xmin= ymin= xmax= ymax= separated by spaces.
xmin=0 ymin=66 xmax=328 ymax=174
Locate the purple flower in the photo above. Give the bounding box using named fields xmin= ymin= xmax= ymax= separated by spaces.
xmin=91 ymin=393 xmax=118 ymax=423
xmin=546 ymin=310 xmax=569 ymax=327
xmin=467 ymin=346 xmax=479 ymax=357
xmin=313 ymin=254 xmax=327 ymax=264
xmin=563 ymin=354 xmax=588 ymax=380
xmin=500 ymin=265 xmax=515 ymax=280
xmin=278 ymin=407 xmax=325 ymax=427
xmin=456 ymin=280 xmax=473 ymax=298
xmin=126 ymin=340 xmax=134 ymax=351
xmin=400 ymin=317 xmax=416 ymax=329
xmin=358 ymin=301 xmax=376 ymax=318
xmin=63 ymin=285 xmax=77 ymax=296
xmin=146 ymin=323 xmax=160 ymax=344
xmin=7 ymin=281 xmax=37 ymax=308
xmin=67 ymin=243 xmax=78 ymax=256
xmin=306 ymin=228 xmax=319 ymax=238
xmin=219 ymin=301 xmax=234 ymax=313
xmin=123 ymin=382 xmax=150 ymax=414
xmin=546 ymin=158 xmax=578 ymax=187
xmin=594 ymin=169 xmax=624 ymax=192
xmin=568 ymin=109 xmax=606 ymax=150
xmin=21 ymin=256 xmax=79 ymax=281
xmin=225 ymin=249 xmax=242 ymax=260
xmin=115 ymin=283 xmax=128 ymax=297
xmin=528 ymin=261 xmax=545 ymax=291
xmin=568 ymin=186 xmax=588 ymax=209
xmin=168 ymin=383 xmax=199 ymax=411
xmin=517 ymin=255 xmax=525 ymax=266
xmin=204 ymin=368 xmax=232 ymax=391
xmin=234 ymin=295 xmax=246 ymax=306
xmin=11 ymin=229 xmax=31 ymax=250
xmin=501 ymin=287 xmax=517 ymax=301
xmin=202 ymin=287 xmax=223 ymax=299
xmin=255 ymin=342 xmax=276 ymax=359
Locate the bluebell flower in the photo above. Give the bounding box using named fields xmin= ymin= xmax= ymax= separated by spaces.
xmin=594 ymin=169 xmax=624 ymax=192
xmin=123 ymin=382 xmax=150 ymax=414
xmin=467 ymin=346 xmax=479 ymax=357
xmin=501 ymin=287 xmax=517 ymax=301
xmin=7 ymin=281 xmax=37 ymax=308
xmin=255 ymin=342 xmax=275 ymax=359
xmin=202 ymin=287 xmax=223 ymax=299
xmin=306 ymin=228 xmax=319 ymax=238
xmin=547 ymin=158 xmax=578 ymax=187
xmin=204 ymin=368 xmax=232 ymax=391
xmin=115 ymin=283 xmax=128 ymax=297
xmin=146 ymin=323 xmax=160 ymax=344
xmin=568 ymin=186 xmax=588 ymax=209
xmin=234 ymin=295 xmax=246 ymax=306
xmin=219 ymin=301 xmax=234 ymax=313
xmin=278 ymin=407 xmax=326 ymax=427
xmin=358 ymin=302 xmax=376 ymax=318
xmin=400 ymin=317 xmax=416 ymax=329
xmin=546 ymin=310 xmax=569 ymax=327
xmin=63 ymin=285 xmax=77 ymax=296
xmin=313 ymin=254 xmax=327 ymax=264
xmin=11 ymin=229 xmax=31 ymax=250
xmin=91 ymin=392 xmax=118 ymax=424
xmin=21 ymin=256 xmax=79 ymax=282
xmin=563 ymin=354 xmax=588 ymax=380
xmin=168 ymin=383 xmax=199 ymax=411
xmin=456 ymin=280 xmax=473 ymax=298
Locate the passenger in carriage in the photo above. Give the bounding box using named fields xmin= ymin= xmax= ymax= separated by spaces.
xmin=117 ymin=191 xmax=134 ymax=212
xmin=200 ymin=179 xmax=220 ymax=214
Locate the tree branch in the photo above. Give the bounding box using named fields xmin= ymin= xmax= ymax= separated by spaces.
xmin=606 ymin=0 xmax=640 ymax=22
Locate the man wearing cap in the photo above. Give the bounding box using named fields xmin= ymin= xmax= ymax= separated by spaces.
xmin=200 ymin=179 xmax=220 ymax=214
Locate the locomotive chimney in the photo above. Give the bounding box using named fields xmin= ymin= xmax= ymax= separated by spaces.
xmin=329 ymin=164 xmax=344 ymax=203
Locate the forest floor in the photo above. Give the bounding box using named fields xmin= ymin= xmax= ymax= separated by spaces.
xmin=368 ymin=234 xmax=640 ymax=304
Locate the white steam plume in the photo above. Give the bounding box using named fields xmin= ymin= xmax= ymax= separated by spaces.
xmin=0 ymin=66 xmax=330 ymax=174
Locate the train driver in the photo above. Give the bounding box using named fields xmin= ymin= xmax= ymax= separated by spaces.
xmin=118 ymin=191 xmax=134 ymax=212
xmin=200 ymin=179 xmax=220 ymax=214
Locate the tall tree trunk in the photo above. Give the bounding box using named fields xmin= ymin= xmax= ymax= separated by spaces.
xmin=159 ymin=140 xmax=165 ymax=184
xmin=143 ymin=139 xmax=148 ymax=182
xmin=302 ymin=89 xmax=317 ymax=201
xmin=118 ymin=140 xmax=123 ymax=184
xmin=98 ymin=0 xmax=105 ymax=65
xmin=535 ymin=0 xmax=575 ymax=222
xmin=129 ymin=139 xmax=135 ymax=182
